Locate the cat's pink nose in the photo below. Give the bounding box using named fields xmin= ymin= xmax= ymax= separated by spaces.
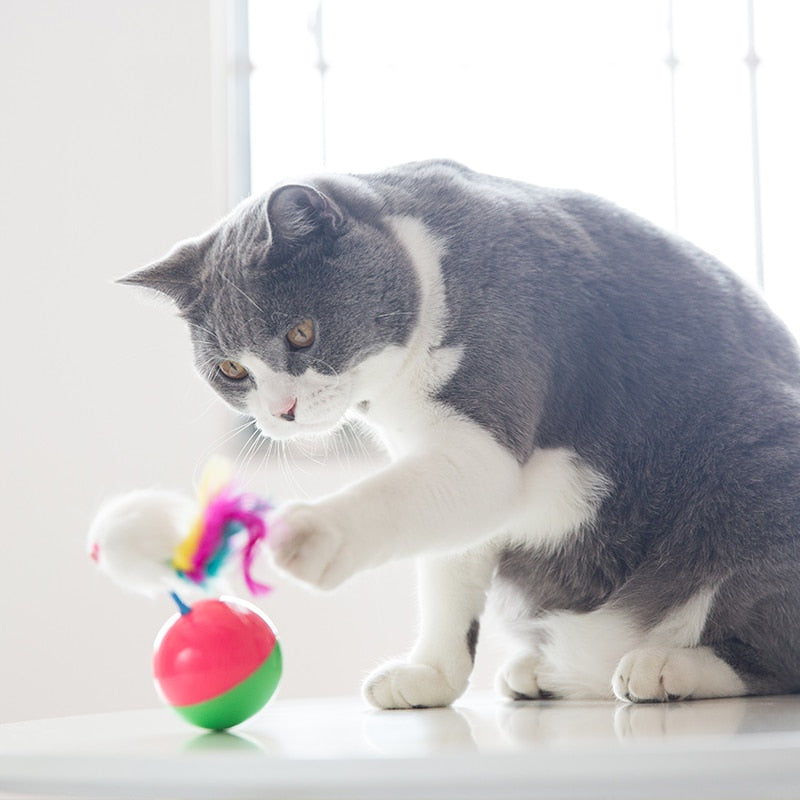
xmin=275 ymin=398 xmax=297 ymax=422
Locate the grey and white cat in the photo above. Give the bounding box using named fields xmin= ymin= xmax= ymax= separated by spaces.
xmin=122 ymin=159 xmax=800 ymax=708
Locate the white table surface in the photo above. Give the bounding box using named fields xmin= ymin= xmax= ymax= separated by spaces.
xmin=2 ymin=693 xmax=800 ymax=799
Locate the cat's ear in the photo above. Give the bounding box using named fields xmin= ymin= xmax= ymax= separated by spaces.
xmin=118 ymin=239 xmax=204 ymax=308
xmin=266 ymin=184 xmax=346 ymax=247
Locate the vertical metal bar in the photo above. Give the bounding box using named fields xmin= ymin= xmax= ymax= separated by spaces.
xmin=310 ymin=0 xmax=328 ymax=168
xmin=229 ymin=0 xmax=252 ymax=205
xmin=666 ymin=0 xmax=680 ymax=234
xmin=745 ymin=0 xmax=765 ymax=291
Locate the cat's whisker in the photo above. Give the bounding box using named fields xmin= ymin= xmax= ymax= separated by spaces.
xmin=274 ymin=441 xmax=294 ymax=496
xmin=254 ymin=436 xmax=277 ymax=486
xmin=296 ymin=437 xmax=327 ymax=469
xmin=186 ymin=328 xmax=217 ymax=342
xmin=254 ymin=435 xmax=291 ymax=497
xmin=221 ymin=273 xmax=265 ymax=313
xmin=246 ymin=430 xmax=268 ymax=470
xmin=374 ymin=310 xmax=415 ymax=320
xmin=306 ymin=356 xmax=340 ymax=383
xmin=114 ymin=341 xmax=183 ymax=368
xmin=193 ymin=353 xmax=218 ymax=378
xmin=191 ymin=418 xmax=259 ymax=492
xmin=225 ymin=417 xmax=259 ymax=445
xmin=187 ymin=322 xmax=221 ymax=343
xmin=282 ymin=441 xmax=314 ymax=499
xmin=336 ymin=415 xmax=372 ymax=463
xmin=246 ymin=436 xmax=267 ymax=479
xmin=234 ymin=425 xmax=265 ymax=476
xmin=287 ymin=439 xmax=315 ymax=477
xmin=343 ymin=421 xmax=371 ymax=464
xmin=330 ymin=428 xmax=349 ymax=470
xmin=202 ymin=418 xmax=257 ymax=463
xmin=185 ymin=397 xmax=223 ymax=427
xmin=189 ymin=340 xmax=220 ymax=353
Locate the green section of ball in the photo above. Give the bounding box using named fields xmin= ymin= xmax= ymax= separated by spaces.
xmin=171 ymin=642 xmax=282 ymax=730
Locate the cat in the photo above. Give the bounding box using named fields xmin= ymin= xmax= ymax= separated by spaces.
xmin=120 ymin=159 xmax=800 ymax=709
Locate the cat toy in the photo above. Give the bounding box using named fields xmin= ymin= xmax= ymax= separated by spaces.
xmin=169 ymin=457 xmax=273 ymax=598
xmin=89 ymin=459 xmax=282 ymax=730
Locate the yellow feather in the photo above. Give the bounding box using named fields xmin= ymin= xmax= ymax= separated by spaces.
xmin=171 ymin=457 xmax=233 ymax=572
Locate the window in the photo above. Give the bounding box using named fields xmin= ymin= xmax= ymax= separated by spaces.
xmin=247 ymin=0 xmax=800 ymax=336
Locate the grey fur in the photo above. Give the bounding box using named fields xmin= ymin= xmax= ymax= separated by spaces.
xmin=125 ymin=159 xmax=800 ymax=697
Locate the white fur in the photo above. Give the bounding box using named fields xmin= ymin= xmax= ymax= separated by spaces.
xmin=271 ymin=420 xmax=521 ymax=589
xmin=507 ymin=447 xmax=612 ymax=550
xmin=357 ymin=440 xmax=613 ymax=709
xmin=496 ymin=652 xmax=548 ymax=700
xmin=647 ymin=587 xmax=716 ymax=648
xmin=88 ymin=489 xmax=195 ymax=597
xmin=241 ymin=352 xmax=354 ymax=440
xmin=351 ymin=215 xmax=464 ymax=456
xmin=364 ymin=544 xmax=496 ymax=709
xmin=496 ymin=588 xmax=727 ymax=702
xmin=503 ymin=608 xmax=640 ymax=700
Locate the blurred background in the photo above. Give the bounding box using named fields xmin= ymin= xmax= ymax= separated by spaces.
xmin=1 ymin=0 xmax=798 ymax=723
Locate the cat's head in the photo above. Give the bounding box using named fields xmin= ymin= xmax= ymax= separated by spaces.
xmin=121 ymin=180 xmax=419 ymax=441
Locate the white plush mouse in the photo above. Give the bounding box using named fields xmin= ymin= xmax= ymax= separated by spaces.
xmin=87 ymin=459 xmax=272 ymax=601
xmin=88 ymin=489 xmax=197 ymax=597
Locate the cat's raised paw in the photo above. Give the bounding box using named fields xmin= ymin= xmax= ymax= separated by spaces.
xmin=269 ymin=503 xmax=350 ymax=590
xmin=363 ymin=661 xmax=462 ymax=710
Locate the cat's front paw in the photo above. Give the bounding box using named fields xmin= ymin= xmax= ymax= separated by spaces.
xmin=363 ymin=661 xmax=464 ymax=710
xmin=269 ymin=503 xmax=351 ymax=590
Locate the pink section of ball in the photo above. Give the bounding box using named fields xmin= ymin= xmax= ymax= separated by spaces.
xmin=153 ymin=597 xmax=277 ymax=706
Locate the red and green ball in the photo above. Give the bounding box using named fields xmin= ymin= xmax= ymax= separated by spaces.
xmin=153 ymin=596 xmax=282 ymax=730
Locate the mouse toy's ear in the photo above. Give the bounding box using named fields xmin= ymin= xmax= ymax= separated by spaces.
xmin=266 ymin=184 xmax=347 ymax=249
xmin=117 ymin=237 xmax=205 ymax=308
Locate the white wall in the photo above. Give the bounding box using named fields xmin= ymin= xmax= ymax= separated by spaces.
xmin=0 ymin=0 xmax=506 ymax=726
xmin=0 ymin=0 xmax=227 ymax=723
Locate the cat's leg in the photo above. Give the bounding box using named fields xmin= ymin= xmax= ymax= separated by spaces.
xmin=363 ymin=544 xmax=496 ymax=709
xmin=270 ymin=421 xmax=521 ymax=590
xmin=612 ymin=646 xmax=746 ymax=702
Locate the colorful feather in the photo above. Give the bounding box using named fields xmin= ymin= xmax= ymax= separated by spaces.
xmin=172 ymin=459 xmax=273 ymax=595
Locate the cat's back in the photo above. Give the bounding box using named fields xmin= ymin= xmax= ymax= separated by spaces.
xmin=358 ymin=159 xmax=799 ymax=380
xmin=337 ymin=160 xmax=800 ymax=467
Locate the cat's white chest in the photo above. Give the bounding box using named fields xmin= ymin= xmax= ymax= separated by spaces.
xmin=505 ymin=447 xmax=612 ymax=548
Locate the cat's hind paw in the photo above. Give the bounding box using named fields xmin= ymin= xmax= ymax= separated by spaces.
xmin=363 ymin=661 xmax=464 ymax=710
xmin=496 ymin=653 xmax=549 ymax=700
xmin=613 ymin=648 xmax=684 ymax=702
xmin=612 ymin=646 xmax=746 ymax=703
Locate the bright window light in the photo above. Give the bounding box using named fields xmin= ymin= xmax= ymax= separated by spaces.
xmin=248 ymin=0 xmax=800 ymax=337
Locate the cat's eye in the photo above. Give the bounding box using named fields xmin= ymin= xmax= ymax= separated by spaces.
xmin=218 ymin=360 xmax=249 ymax=380
xmin=287 ymin=318 xmax=315 ymax=349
